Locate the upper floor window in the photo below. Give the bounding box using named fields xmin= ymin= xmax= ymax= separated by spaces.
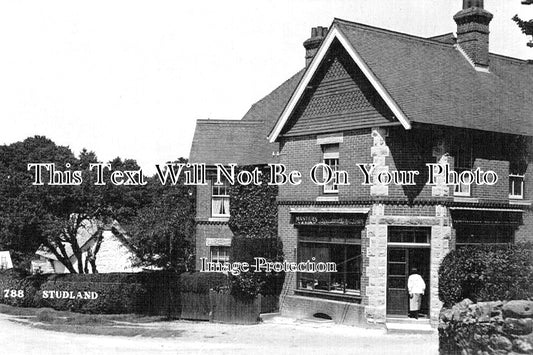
xmin=452 ymin=146 xmax=473 ymax=197
xmin=322 ymin=144 xmax=339 ymax=194
xmin=212 ymin=179 xmax=230 ymax=217
xmin=509 ymin=174 xmax=524 ymax=199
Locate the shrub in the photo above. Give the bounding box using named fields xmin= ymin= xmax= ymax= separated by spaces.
xmin=179 ymin=272 xmax=228 ymax=294
xmin=229 ymin=235 xmax=285 ymax=301
xmin=439 ymin=243 xmax=533 ymax=307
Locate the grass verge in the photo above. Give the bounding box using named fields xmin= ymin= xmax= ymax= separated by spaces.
xmin=0 ymin=304 xmax=183 ymax=338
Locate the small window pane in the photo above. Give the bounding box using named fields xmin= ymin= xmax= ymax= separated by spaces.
xmin=388 ymin=249 xmax=406 ymax=262
xmin=388 ymin=228 xmax=430 ymax=244
xmin=210 ymin=246 xmax=230 ymax=264
xmin=388 ymin=263 xmax=406 ymax=276
xmin=388 ymin=277 xmax=406 ymax=289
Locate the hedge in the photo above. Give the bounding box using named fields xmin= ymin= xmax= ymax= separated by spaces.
xmin=0 ymin=270 xmax=181 ymax=315
xmin=438 ymin=243 xmax=533 ymax=307
xmin=38 ymin=279 xmax=147 ymax=314
xmin=0 ymin=269 xmax=46 ymax=307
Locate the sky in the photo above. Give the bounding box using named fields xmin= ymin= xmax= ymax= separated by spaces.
xmin=0 ymin=0 xmax=532 ymax=175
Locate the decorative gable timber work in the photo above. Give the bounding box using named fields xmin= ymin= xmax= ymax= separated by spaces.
xmin=269 ymin=25 xmax=411 ymax=143
xmin=280 ymin=39 xmax=399 ymax=137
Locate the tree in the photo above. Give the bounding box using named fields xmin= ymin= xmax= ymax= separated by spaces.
xmin=128 ymin=159 xmax=196 ymax=272
xmin=513 ymin=1 xmax=533 ymax=47
xmin=37 ymin=153 xmax=151 ymax=273
xmin=0 ymin=136 xmax=151 ymax=272
xmin=0 ymin=136 xmax=78 ymax=267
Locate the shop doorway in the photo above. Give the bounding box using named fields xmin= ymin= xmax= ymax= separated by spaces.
xmin=386 ymin=228 xmax=430 ymax=317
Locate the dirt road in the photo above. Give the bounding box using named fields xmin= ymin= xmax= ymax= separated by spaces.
xmin=0 ymin=314 xmax=438 ymax=355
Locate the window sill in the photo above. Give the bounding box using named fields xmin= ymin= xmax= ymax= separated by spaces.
xmin=453 ymin=196 xmax=479 ymax=203
xmin=509 ymin=200 xmax=531 ymax=206
xmin=316 ymin=196 xmax=339 ymax=202
xmin=509 ymin=195 xmax=524 ymax=200
xmin=208 ymin=217 xmax=230 ymax=222
xmin=295 ymin=289 xmax=361 ymax=303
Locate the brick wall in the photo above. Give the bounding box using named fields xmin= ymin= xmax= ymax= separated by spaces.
xmin=339 ymin=129 xmax=373 ymax=199
xmin=515 ymin=160 xmax=533 ymax=242
xmin=386 ymin=127 xmax=434 ymax=200
xmin=195 ymin=222 xmax=234 ymax=270
xmin=516 ymin=210 xmax=533 ymax=243
xmin=196 ymin=180 xmax=212 ymax=219
xmin=278 ymin=129 xmax=375 ymax=201
xmin=278 ymin=205 xmax=298 ymax=298
xmin=471 ymin=158 xmax=508 ymax=200
xmin=279 ymin=136 xmax=322 ymax=201
xmin=278 ymin=125 xmax=527 ymax=205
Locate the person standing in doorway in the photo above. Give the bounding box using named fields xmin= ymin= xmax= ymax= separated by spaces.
xmin=408 ymin=267 xmax=426 ymax=319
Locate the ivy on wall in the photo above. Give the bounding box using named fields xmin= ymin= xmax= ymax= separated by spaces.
xmin=227 ymin=165 xmax=284 ymax=300
xmin=228 ymin=165 xmax=278 ymax=239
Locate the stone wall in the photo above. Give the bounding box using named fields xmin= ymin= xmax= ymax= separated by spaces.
xmin=439 ymin=299 xmax=533 ymax=355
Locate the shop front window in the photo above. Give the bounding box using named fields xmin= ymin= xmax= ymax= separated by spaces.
xmin=297 ymin=226 xmax=361 ymax=296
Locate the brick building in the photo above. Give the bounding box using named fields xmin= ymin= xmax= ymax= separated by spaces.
xmin=190 ymin=0 xmax=532 ymax=328
xmin=189 ymin=74 xmax=302 ymax=270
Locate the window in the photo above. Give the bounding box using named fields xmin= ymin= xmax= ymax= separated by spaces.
xmin=456 ymin=226 xmax=514 ymax=248
xmin=297 ymin=226 xmax=361 ymax=296
xmin=210 ymin=246 xmax=230 ymax=264
xmin=452 ymin=146 xmax=473 ymax=196
xmin=322 ymin=144 xmax=339 ymax=194
xmin=212 ymin=179 xmax=230 ymax=217
xmin=509 ymin=174 xmax=524 ymax=199
xmin=388 ymin=228 xmax=430 ymax=244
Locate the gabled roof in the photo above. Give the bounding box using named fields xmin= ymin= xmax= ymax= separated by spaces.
xmin=189 ymin=71 xmax=303 ymax=165
xmin=269 ymin=18 xmax=533 ymax=142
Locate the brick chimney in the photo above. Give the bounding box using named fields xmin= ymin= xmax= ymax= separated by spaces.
xmin=303 ymin=26 xmax=328 ymax=67
xmin=453 ymin=0 xmax=493 ymax=68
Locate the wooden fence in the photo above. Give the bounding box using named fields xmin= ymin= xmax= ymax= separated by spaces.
xmin=260 ymin=294 xmax=279 ymax=313
xmin=209 ymin=290 xmax=262 ymax=324
xmin=180 ymin=292 xmax=211 ymax=320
